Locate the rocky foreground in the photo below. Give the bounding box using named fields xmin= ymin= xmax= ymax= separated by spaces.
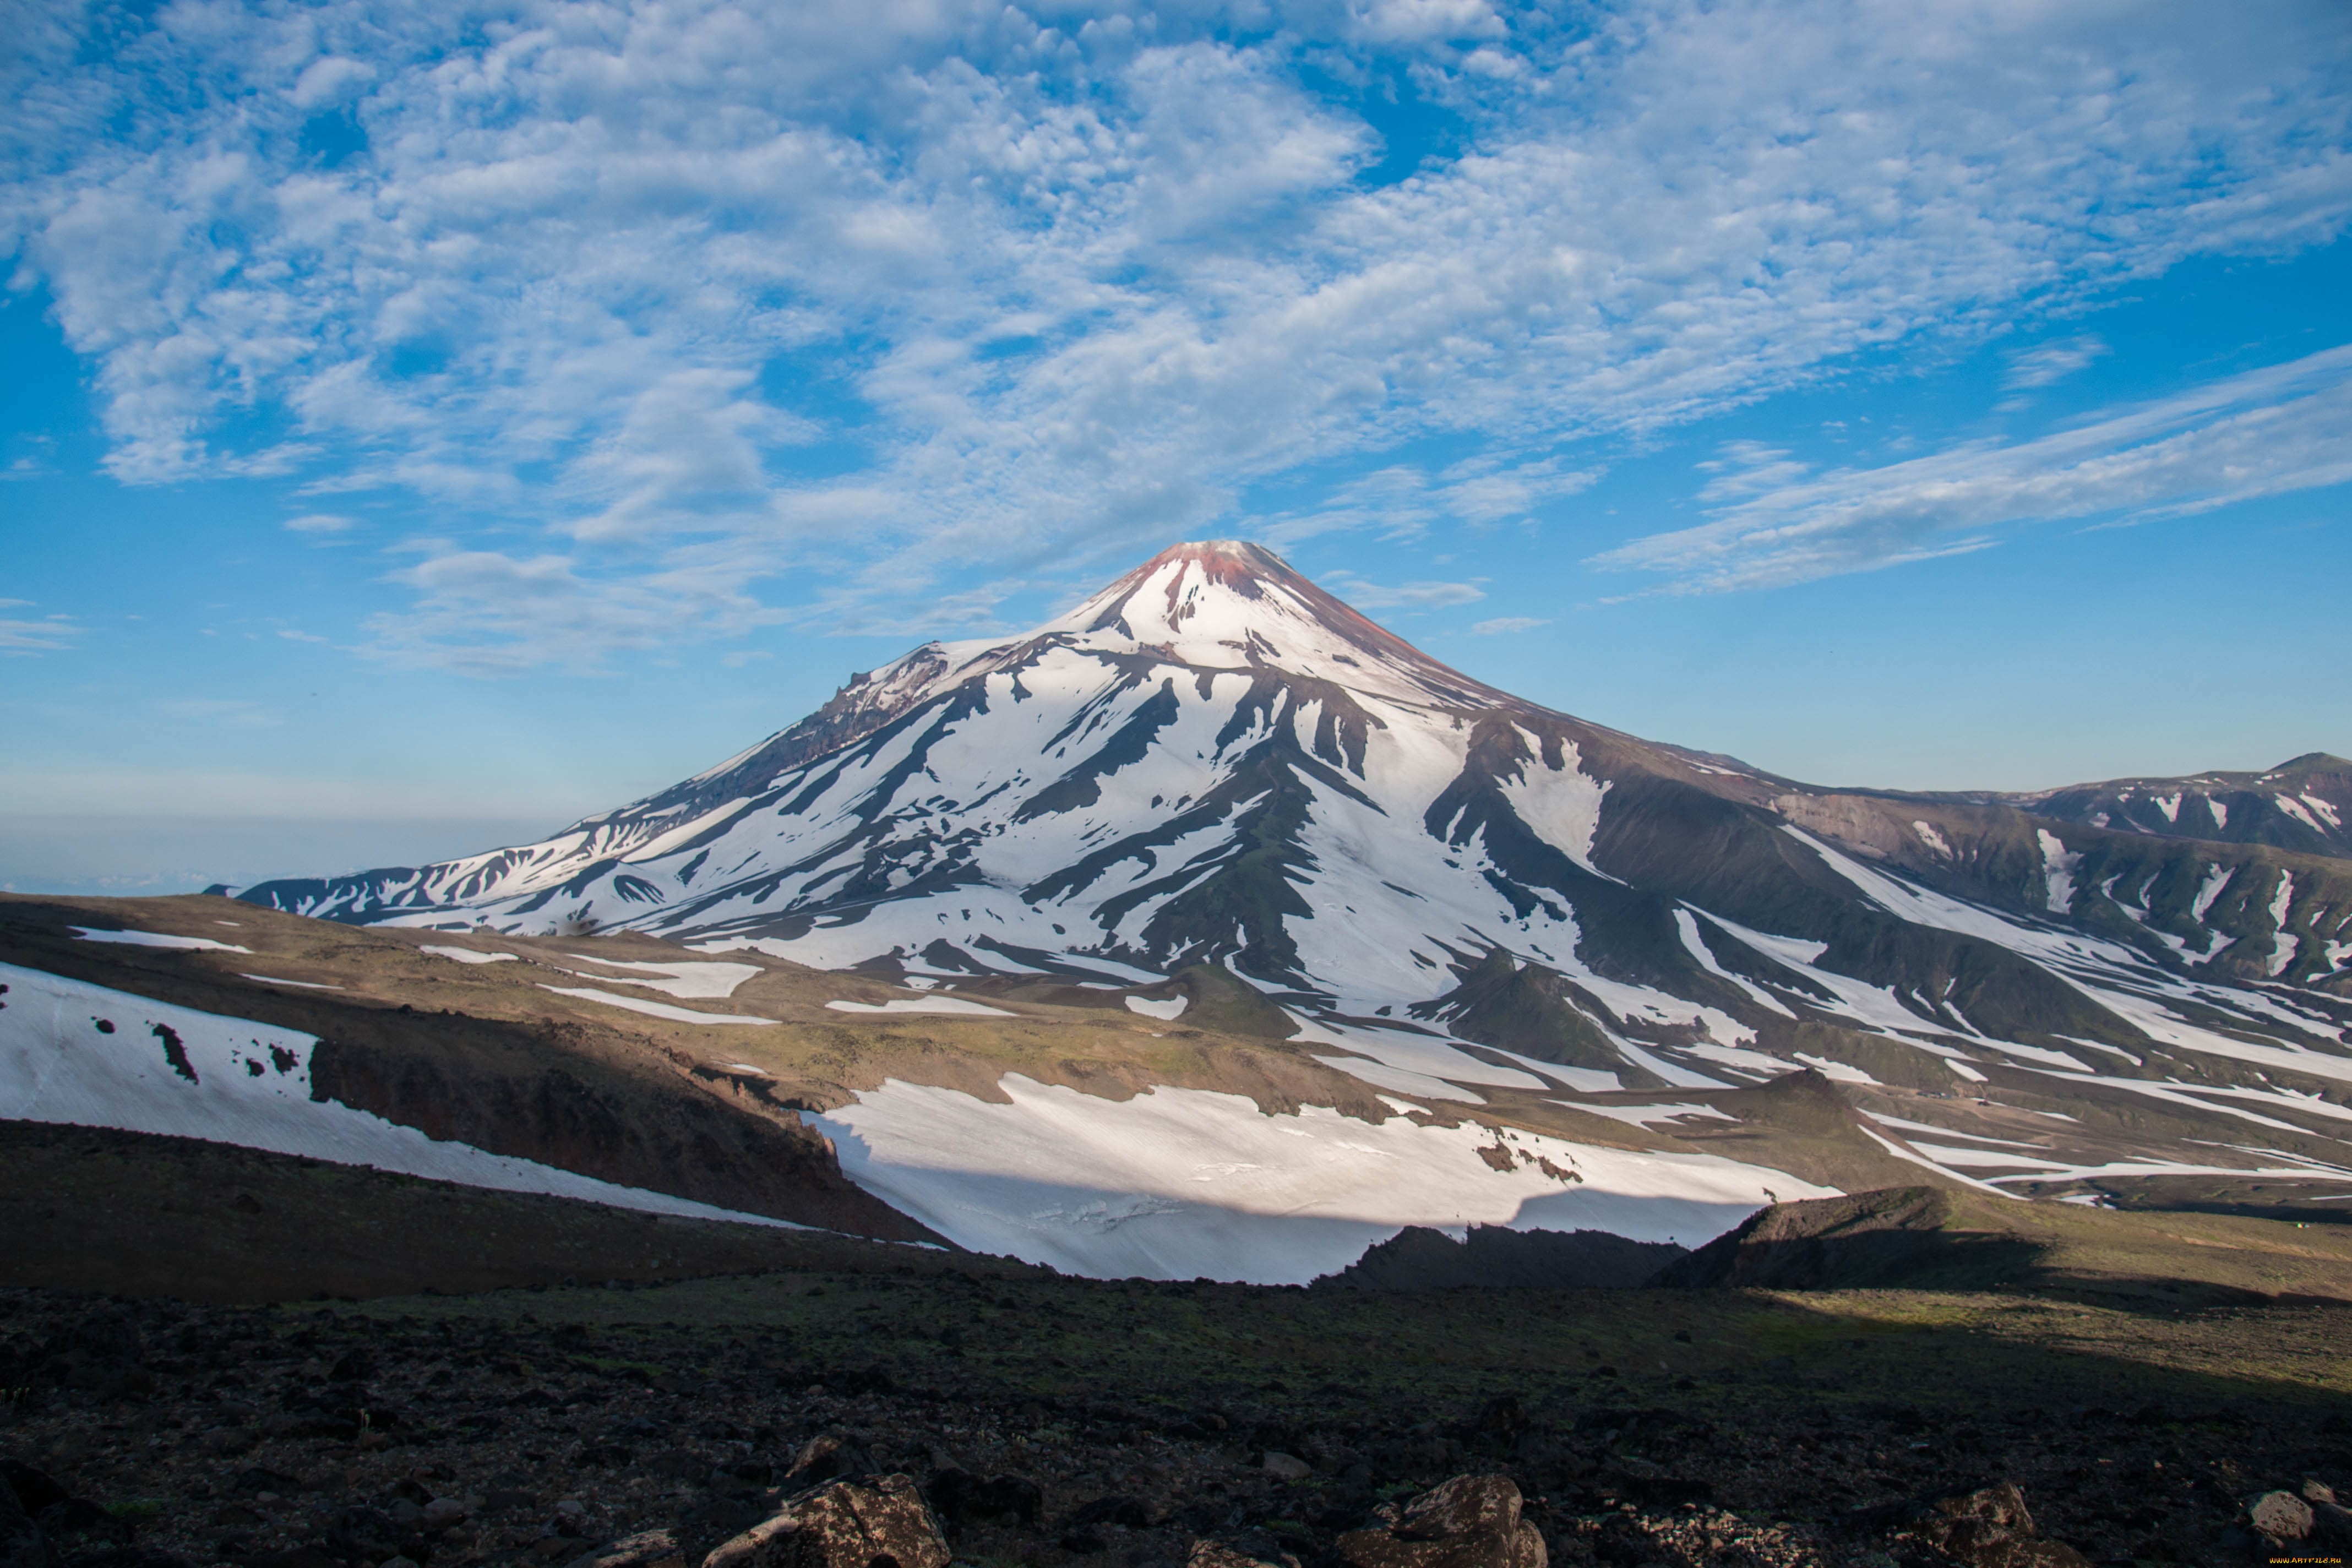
xmin=5 ymin=1274 xmax=2352 ymax=1568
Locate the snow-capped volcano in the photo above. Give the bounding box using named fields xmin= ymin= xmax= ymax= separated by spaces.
xmin=241 ymin=540 xmax=1733 ymax=1009
xmin=244 ymin=541 xmax=2352 ymax=1145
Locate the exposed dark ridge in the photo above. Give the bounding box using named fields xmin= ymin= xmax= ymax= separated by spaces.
xmin=1015 ymin=679 xmax=1183 ymax=822
xmin=1313 ymin=1224 xmax=1687 ymax=1290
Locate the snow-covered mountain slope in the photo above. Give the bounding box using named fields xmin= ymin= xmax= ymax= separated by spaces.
xmin=1953 ymin=752 xmax=2352 ymax=862
xmin=0 ymin=960 xmax=790 ymax=1227
xmin=237 ymin=541 xmax=2352 ymax=1212
xmin=807 ymin=1074 xmax=1836 ymax=1283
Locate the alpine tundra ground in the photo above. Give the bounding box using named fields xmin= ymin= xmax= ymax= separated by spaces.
xmin=4 ymin=1260 xmax=2347 ymax=1568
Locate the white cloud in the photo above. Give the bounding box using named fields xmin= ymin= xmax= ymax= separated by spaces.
xmin=1320 ymin=570 xmax=1487 ymax=609
xmin=1592 ymin=344 xmax=2352 ymax=594
xmin=284 ymin=513 xmax=354 ymax=532
xmin=2003 ymin=335 xmax=2110 ymax=392
xmin=0 ymin=604 xmax=79 ymax=653
xmin=155 ymin=698 xmax=280 ymax=728
xmin=6 ymin=0 xmax=2351 ymax=666
xmin=362 ymin=546 xmax=787 ymax=676
xmin=276 ymin=628 xmax=328 ymax=643
xmin=1470 ymin=616 xmax=1549 ymax=634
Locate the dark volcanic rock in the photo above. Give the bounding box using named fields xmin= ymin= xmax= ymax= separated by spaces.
xmin=1337 ymin=1476 xmax=1545 ymax=1568
xmin=1314 ymin=1227 xmax=1685 ymax=1291
xmin=0 ymin=1471 xmax=53 ymax=1568
xmin=924 ymin=1471 xmax=1040 ymax=1530
xmin=577 ymin=1530 xmax=688 ymax=1568
xmin=1649 ymin=1186 xmax=2042 ymax=1289
xmin=1910 ymin=1483 xmax=2091 ymax=1568
xmin=782 ymin=1436 xmax=871 ymax=1490
xmin=701 ymin=1476 xmax=948 ymax=1568
xmin=0 ymin=1466 xmax=67 ymax=1521
xmin=1188 ymin=1543 xmax=1289 ymax=1568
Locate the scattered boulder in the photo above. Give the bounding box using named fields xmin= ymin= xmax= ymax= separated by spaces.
xmin=1261 ymin=1452 xmax=1312 ymax=1482
xmin=576 ymin=1530 xmax=689 ymax=1568
xmin=1066 ymin=1498 xmax=1151 ymax=1531
xmin=1188 ymin=1543 xmax=1292 ymax=1568
xmin=702 ymin=1476 xmax=948 ymax=1568
xmin=2248 ymin=1490 xmax=2315 ymax=1544
xmin=782 ymin=1437 xmax=872 ymax=1491
xmin=1337 ymin=1475 xmax=1545 ymax=1568
xmin=1914 ymin=1483 xmax=2090 ymax=1568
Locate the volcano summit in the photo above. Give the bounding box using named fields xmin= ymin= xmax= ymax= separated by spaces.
xmin=14 ymin=540 xmax=2348 ymax=1284
xmin=244 ymin=540 xmax=2352 ymax=1070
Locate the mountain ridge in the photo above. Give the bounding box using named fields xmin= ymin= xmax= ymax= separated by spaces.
xmin=224 ymin=539 xmax=2352 ymax=1236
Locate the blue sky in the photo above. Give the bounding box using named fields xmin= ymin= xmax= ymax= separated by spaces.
xmin=4 ymin=0 xmax=2350 ymax=894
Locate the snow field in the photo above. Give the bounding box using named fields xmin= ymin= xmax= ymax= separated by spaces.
xmin=824 ymin=997 xmax=1014 ymax=1017
xmin=0 ymin=962 xmax=794 ymax=1226
xmin=537 ymin=986 xmax=778 ymax=1026
xmin=559 ymin=955 xmax=764 ymax=998
xmin=805 ymin=1073 xmax=1835 ymax=1283
xmin=74 ymin=927 xmax=248 ymax=953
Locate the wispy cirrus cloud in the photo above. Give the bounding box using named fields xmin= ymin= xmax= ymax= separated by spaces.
xmin=0 ymin=601 xmax=80 ymax=654
xmin=2003 ymin=335 xmax=2110 ymax=392
xmin=1592 ymin=344 xmax=2352 ymax=594
xmin=4 ymin=0 xmax=2350 ymax=668
xmin=1319 ymin=571 xmax=1488 ymax=609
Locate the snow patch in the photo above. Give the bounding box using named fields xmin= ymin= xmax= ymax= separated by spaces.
xmin=73 ymin=927 xmax=248 ymax=954
xmin=0 ymin=962 xmax=796 ymax=1226
xmin=825 ymin=997 xmax=1014 ymax=1017
xmin=1124 ymin=995 xmax=1189 ymax=1020
xmin=1566 ymin=1102 xmax=1735 ymax=1130
xmin=561 ymin=955 xmax=763 ymax=999
xmin=1496 ymin=741 xmax=1610 ymax=874
xmin=2188 ymin=865 xmax=2234 ymax=924
xmin=540 ymin=986 xmax=778 ymax=1025
xmin=804 ymin=1074 xmax=1834 ymax=1283
xmin=2037 ymin=829 xmax=2079 ymax=913
xmin=420 ymin=945 xmax=519 ymax=965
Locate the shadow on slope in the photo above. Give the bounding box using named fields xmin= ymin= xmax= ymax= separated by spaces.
xmin=1651 ymin=1183 xmax=2352 ymax=1309
xmin=0 ymin=895 xmax=932 ymax=1241
xmin=1313 ymin=1224 xmax=1687 ymax=1290
xmin=0 ymin=1121 xmax=1036 ymax=1304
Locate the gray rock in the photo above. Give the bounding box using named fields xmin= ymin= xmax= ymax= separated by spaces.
xmin=1260 ymin=1453 xmax=1311 ymax=1482
xmin=1337 ymin=1476 xmax=1545 ymax=1568
xmin=420 ymin=1499 xmax=472 ymax=1529
xmin=1915 ymin=1484 xmax=2090 ymax=1568
xmin=1188 ymin=1544 xmax=1293 ymax=1568
xmin=782 ymin=1437 xmax=871 ymax=1491
xmin=702 ymin=1476 xmax=948 ymax=1568
xmin=575 ymin=1531 xmax=687 ymax=1568
xmin=2250 ymin=1490 xmax=2316 ymax=1543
